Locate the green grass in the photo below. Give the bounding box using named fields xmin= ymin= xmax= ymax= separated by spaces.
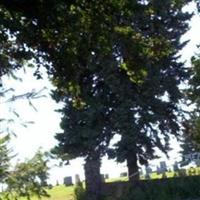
xmin=46 ymin=185 xmax=74 ymax=200
xmin=105 ymin=176 xmax=128 ymax=182
xmin=17 ymin=185 xmax=75 ymax=200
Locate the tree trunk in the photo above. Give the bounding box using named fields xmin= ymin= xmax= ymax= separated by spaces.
xmin=127 ymin=152 xmax=139 ymax=184
xmin=84 ymin=158 xmax=102 ymax=200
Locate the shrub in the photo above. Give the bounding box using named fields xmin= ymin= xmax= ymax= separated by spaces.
xmin=74 ymin=182 xmax=86 ymax=200
xmin=116 ymin=176 xmax=200 ymax=200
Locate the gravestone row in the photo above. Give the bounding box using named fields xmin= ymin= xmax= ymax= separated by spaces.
xmin=63 ymin=173 xmax=109 ymax=186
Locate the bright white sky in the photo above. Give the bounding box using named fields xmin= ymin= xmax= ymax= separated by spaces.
xmin=1 ymin=2 xmax=200 ymax=185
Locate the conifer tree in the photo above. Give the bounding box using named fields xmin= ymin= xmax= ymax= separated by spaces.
xmin=180 ymin=1 xmax=200 ymax=162
xmin=108 ymin=0 xmax=192 ymax=181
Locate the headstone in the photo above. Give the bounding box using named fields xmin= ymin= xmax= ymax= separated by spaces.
xmin=145 ymin=165 xmax=152 ymax=175
xmin=120 ymin=172 xmax=127 ymax=177
xmin=48 ymin=184 xmax=53 ymax=189
xmin=156 ymin=166 xmax=161 ymax=174
xmin=75 ymin=174 xmax=81 ymax=184
xmin=101 ymin=174 xmax=105 ymax=182
xmin=159 ymin=161 xmax=167 ymax=172
xmin=173 ymin=161 xmax=179 ymax=171
xmin=63 ymin=176 xmax=73 ymax=186
xmin=104 ymin=174 xmax=109 ymax=179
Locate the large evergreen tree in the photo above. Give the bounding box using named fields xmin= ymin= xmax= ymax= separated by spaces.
xmin=107 ymin=0 xmax=192 ymax=181
xmin=52 ymin=67 xmax=117 ymax=200
xmin=52 ymin=99 xmax=114 ymax=200
xmin=179 ymin=1 xmax=200 ymax=158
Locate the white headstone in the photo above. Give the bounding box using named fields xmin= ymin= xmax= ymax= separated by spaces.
xmin=75 ymin=174 xmax=81 ymax=184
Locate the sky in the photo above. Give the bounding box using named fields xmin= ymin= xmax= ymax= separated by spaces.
xmin=1 ymin=2 xmax=200 ymax=185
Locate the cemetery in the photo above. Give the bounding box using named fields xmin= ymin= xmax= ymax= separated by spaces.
xmin=1 ymin=0 xmax=200 ymax=200
xmin=18 ymin=166 xmax=200 ymax=200
xmin=47 ymin=155 xmax=200 ymax=200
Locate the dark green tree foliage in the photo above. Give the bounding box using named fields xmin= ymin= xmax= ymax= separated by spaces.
xmin=179 ymin=115 xmax=200 ymax=166
xmin=103 ymin=0 xmax=192 ymax=181
xmin=52 ymin=75 xmax=116 ymax=200
xmin=0 ymin=6 xmax=34 ymax=76
xmin=54 ymin=103 xmax=105 ymax=200
xmin=53 ymin=103 xmax=113 ymax=161
xmin=181 ymin=2 xmax=200 ymax=156
xmin=0 ymin=0 xmax=118 ymax=81
xmin=188 ymin=53 xmax=200 ymax=108
xmin=181 ymin=130 xmax=198 ymax=156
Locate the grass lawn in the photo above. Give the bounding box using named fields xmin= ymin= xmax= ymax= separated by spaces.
xmin=46 ymin=185 xmax=74 ymax=200
xmin=16 ymin=185 xmax=75 ymax=200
